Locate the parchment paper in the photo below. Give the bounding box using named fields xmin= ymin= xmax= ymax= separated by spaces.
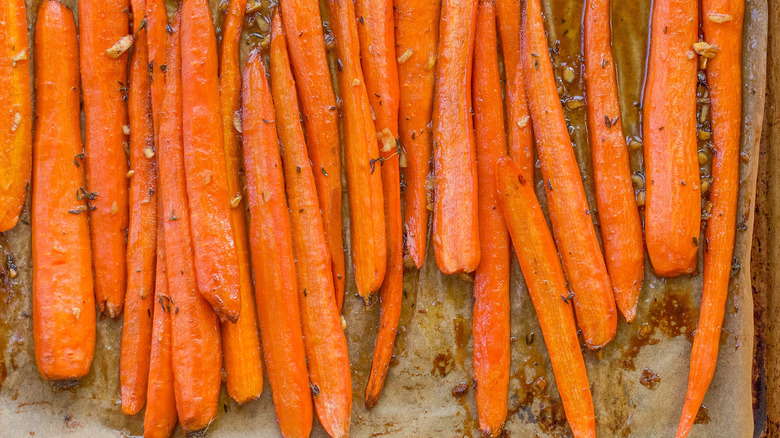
xmin=0 ymin=0 xmax=767 ymax=436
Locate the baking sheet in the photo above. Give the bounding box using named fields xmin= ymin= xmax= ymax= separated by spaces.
xmin=0 ymin=0 xmax=767 ymax=436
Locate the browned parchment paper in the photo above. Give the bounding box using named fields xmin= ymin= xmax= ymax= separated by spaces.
xmin=0 ymin=0 xmax=767 ymax=436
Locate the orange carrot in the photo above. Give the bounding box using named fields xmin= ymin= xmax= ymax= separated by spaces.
xmin=32 ymin=0 xmax=96 ymax=384
xmin=496 ymin=156 xmax=595 ymax=438
xmin=0 ymin=0 xmax=31 ymax=232
xmin=521 ymin=0 xmax=616 ymax=348
xmin=643 ymin=0 xmax=701 ymax=277
xmin=584 ymin=0 xmax=645 ymax=322
xmin=120 ymin=0 xmax=157 ymax=414
xmin=242 ymin=44 xmax=314 ymax=438
xmin=269 ymin=13 xmax=353 ymax=437
xmin=218 ymin=0 xmax=264 ymax=404
xmin=145 ymin=0 xmax=168 ymax=136
xmin=180 ymin=0 xmax=241 ymax=322
xmin=471 ymin=1 xmax=510 ymax=435
xmin=278 ymin=0 xmax=346 ymax=309
xmin=78 ymin=0 xmax=130 ymax=318
xmin=432 ymin=0 xmax=480 ymax=275
xmin=326 ymin=0 xmax=388 ymax=299
xmin=676 ymin=1 xmax=744 ymax=436
xmin=495 ymin=0 xmax=533 ymax=176
xmin=157 ymin=14 xmax=221 ymax=434
xmin=395 ymin=0 xmax=439 ymax=268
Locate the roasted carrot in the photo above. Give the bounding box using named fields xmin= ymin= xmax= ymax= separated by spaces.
xmin=218 ymin=0 xmax=264 ymax=404
xmin=495 ymin=0 xmax=533 ymax=176
xmin=584 ymin=0 xmax=645 ymax=322
xmin=78 ymin=0 xmax=130 ymax=318
xmin=145 ymin=0 xmax=168 ymax=136
xmin=432 ymin=0 xmax=480 ymax=275
xmin=395 ymin=0 xmax=439 ymax=269
xmin=643 ymin=0 xmax=701 ymax=277
xmin=157 ymin=14 xmax=221 ymax=434
xmin=326 ymin=0 xmax=388 ymax=299
xmin=269 ymin=14 xmax=353 ymax=437
xmin=278 ymin=0 xmax=346 ymax=309
xmin=496 ymin=156 xmax=595 ymax=438
xmin=0 ymin=0 xmax=31 ymax=233
xmin=676 ymin=2 xmax=744 ymax=436
xmin=120 ymin=0 xmax=157 ymax=414
xmin=32 ymin=0 xmax=96 ymax=384
xmin=471 ymin=1 xmax=510 ymax=435
xmin=180 ymin=0 xmax=241 ymax=322
xmin=521 ymin=0 xmax=616 ymax=348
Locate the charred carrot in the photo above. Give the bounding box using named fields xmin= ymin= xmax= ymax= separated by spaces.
xmin=157 ymin=14 xmax=221 ymax=434
xmin=0 ymin=0 xmax=31 ymax=232
xmin=432 ymin=0 xmax=480 ymax=275
xmin=180 ymin=0 xmax=241 ymax=322
xmin=269 ymin=14 xmax=353 ymax=437
xmin=120 ymin=0 xmax=157 ymax=414
xmin=521 ymin=0 xmax=616 ymax=348
xmin=218 ymin=0 xmax=264 ymax=404
xmin=395 ymin=0 xmax=439 ymax=268
xmin=584 ymin=0 xmax=645 ymax=322
xmin=32 ymin=0 xmax=96 ymax=384
xmin=676 ymin=2 xmax=744 ymax=436
xmin=326 ymin=0 xmax=387 ymax=299
xmin=145 ymin=0 xmax=167 ymax=135
xmin=643 ymin=0 xmax=701 ymax=277
xmin=495 ymin=0 xmax=533 ymax=176
xmin=471 ymin=1 xmax=510 ymax=435
xmin=278 ymin=0 xmax=346 ymax=309
xmin=496 ymin=156 xmax=595 ymax=438
xmin=78 ymin=0 xmax=130 ymax=318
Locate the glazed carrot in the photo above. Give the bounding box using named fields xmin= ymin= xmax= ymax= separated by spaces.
xmin=0 ymin=0 xmax=31 ymax=232
xmin=326 ymin=0 xmax=387 ymax=299
xmin=496 ymin=157 xmax=595 ymax=438
xmin=495 ymin=0 xmax=533 ymax=176
xmin=432 ymin=0 xmax=480 ymax=275
xmin=521 ymin=0 xmax=616 ymax=348
xmin=676 ymin=2 xmax=744 ymax=436
xmin=269 ymin=14 xmax=353 ymax=437
xmin=120 ymin=0 xmax=157 ymax=414
xmin=78 ymin=0 xmax=130 ymax=318
xmin=32 ymin=0 xmax=96 ymax=384
xmin=395 ymin=0 xmax=439 ymax=268
xmin=180 ymin=0 xmax=241 ymax=322
xmin=157 ymin=14 xmax=221 ymax=434
xmin=218 ymin=0 xmax=264 ymax=404
xmin=145 ymin=0 xmax=168 ymax=135
xmin=584 ymin=0 xmax=645 ymax=322
xmin=643 ymin=0 xmax=701 ymax=277
xmin=471 ymin=2 xmax=510 ymax=435
xmin=278 ymin=0 xmax=346 ymax=309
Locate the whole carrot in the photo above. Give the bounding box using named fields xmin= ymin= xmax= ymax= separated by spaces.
xmin=145 ymin=0 xmax=168 ymax=135
xmin=355 ymin=0 xmax=404 ymax=409
xmin=32 ymin=0 xmax=96 ymax=384
xmin=0 ymin=0 xmax=31 ymax=232
xmin=395 ymin=0 xmax=439 ymax=268
xmin=180 ymin=0 xmax=241 ymax=322
xmin=432 ymin=0 xmax=480 ymax=275
xmin=521 ymin=0 xmax=616 ymax=348
xmin=219 ymin=0 xmax=264 ymax=404
xmin=278 ymin=0 xmax=346 ymax=309
xmin=326 ymin=0 xmax=387 ymax=299
xmin=676 ymin=1 xmax=744 ymax=436
xmin=643 ymin=0 xmax=701 ymax=277
xmin=471 ymin=1 xmax=510 ymax=435
xmin=496 ymin=156 xmax=596 ymax=438
xmin=78 ymin=0 xmax=130 ymax=318
xmin=120 ymin=0 xmax=157 ymax=414
xmin=157 ymin=14 xmax=221 ymax=434
xmin=584 ymin=0 xmax=645 ymax=322
xmin=495 ymin=0 xmax=533 ymax=175
xmin=269 ymin=13 xmax=353 ymax=437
